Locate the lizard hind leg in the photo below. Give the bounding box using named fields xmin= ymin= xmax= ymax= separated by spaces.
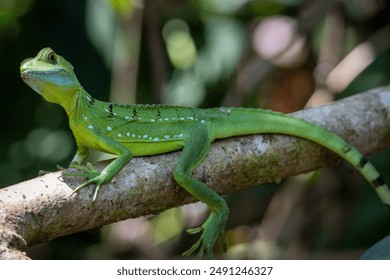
xmin=173 ymin=122 xmax=229 ymax=259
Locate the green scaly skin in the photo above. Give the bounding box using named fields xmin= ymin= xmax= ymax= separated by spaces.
xmin=20 ymin=48 xmax=390 ymax=259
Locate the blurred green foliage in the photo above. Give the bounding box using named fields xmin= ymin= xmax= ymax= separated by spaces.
xmin=1 ymin=0 xmax=390 ymax=259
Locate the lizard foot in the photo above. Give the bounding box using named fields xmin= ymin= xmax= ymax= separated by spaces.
xmin=63 ymin=162 xmax=100 ymax=178
xmin=182 ymin=210 xmax=228 ymax=259
xmin=64 ymin=163 xmax=104 ymax=201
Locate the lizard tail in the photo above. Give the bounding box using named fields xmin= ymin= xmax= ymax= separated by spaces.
xmin=211 ymin=108 xmax=390 ymax=211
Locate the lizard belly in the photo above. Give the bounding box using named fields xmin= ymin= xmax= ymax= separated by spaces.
xmin=73 ymin=124 xmax=186 ymax=157
xmin=121 ymin=140 xmax=185 ymax=156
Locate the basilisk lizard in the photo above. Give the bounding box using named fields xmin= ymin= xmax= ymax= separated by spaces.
xmin=20 ymin=47 xmax=390 ymax=258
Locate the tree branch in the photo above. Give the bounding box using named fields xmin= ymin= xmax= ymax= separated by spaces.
xmin=1 ymin=86 xmax=390 ymax=259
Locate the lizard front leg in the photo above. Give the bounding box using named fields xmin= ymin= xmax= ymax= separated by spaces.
xmin=70 ymin=143 xmax=89 ymax=166
xmin=173 ymin=122 xmax=229 ymax=259
xmin=68 ymin=138 xmax=133 ymax=201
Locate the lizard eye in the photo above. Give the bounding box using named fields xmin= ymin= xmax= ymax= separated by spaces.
xmin=47 ymin=52 xmax=57 ymax=64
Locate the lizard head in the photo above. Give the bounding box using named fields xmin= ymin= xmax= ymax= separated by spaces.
xmin=20 ymin=47 xmax=81 ymax=107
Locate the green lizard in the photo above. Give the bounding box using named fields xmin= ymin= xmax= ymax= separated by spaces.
xmin=20 ymin=47 xmax=390 ymax=258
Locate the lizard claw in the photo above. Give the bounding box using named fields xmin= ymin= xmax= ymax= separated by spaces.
xmin=38 ymin=164 xmax=65 ymax=176
xmin=38 ymin=170 xmax=50 ymax=176
xmin=56 ymin=164 xmax=66 ymax=171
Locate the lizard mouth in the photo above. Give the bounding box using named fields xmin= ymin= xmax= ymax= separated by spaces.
xmin=21 ymin=72 xmax=30 ymax=82
xmin=20 ymin=70 xmax=32 ymax=84
xmin=20 ymin=69 xmax=42 ymax=95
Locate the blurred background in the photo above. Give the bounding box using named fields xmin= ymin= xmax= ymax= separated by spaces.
xmin=1 ymin=0 xmax=390 ymax=259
